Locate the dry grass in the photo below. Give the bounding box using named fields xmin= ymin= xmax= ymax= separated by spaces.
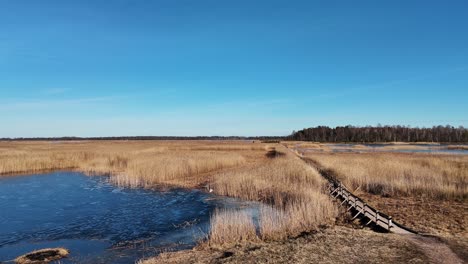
xmin=356 ymin=193 xmax=467 ymax=236
xmin=111 ymin=151 xmax=246 ymax=188
xmin=281 ymin=141 xmax=324 ymax=148
xmin=0 ymin=141 xmax=254 ymax=188
xmin=138 ymin=226 xmax=430 ymax=264
xmin=208 ymin=209 xmax=258 ymax=246
xmin=206 ymin=147 xmax=337 ymax=245
xmin=214 ymin=154 xmax=324 ymax=204
xmin=0 ymin=140 xmax=336 ymax=246
xmin=210 ymin=149 xmax=337 ymax=241
xmin=302 ymin=151 xmax=468 ymax=236
xmin=259 ymin=205 xmax=289 ymax=240
xmin=305 ymin=152 xmax=467 ymax=200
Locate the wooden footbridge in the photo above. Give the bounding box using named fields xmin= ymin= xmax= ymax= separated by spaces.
xmin=285 ymin=146 xmax=416 ymax=234
xmin=283 ymin=147 xmax=466 ymax=264
xmin=327 ymin=181 xmax=415 ymax=234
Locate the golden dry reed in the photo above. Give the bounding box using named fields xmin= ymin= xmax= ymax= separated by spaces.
xmin=210 ymin=149 xmax=337 ymax=242
xmin=208 ymin=209 xmax=258 ymax=246
xmin=0 ymin=141 xmax=249 ymax=188
xmin=305 ymin=152 xmax=467 ymax=200
xmin=0 ymin=140 xmax=336 ymax=245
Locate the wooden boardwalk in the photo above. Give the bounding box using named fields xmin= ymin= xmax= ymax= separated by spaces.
xmin=286 ymin=148 xmax=465 ymax=263
xmin=328 ymin=182 xmax=414 ymax=234
xmin=286 ymin=147 xmax=417 ymax=234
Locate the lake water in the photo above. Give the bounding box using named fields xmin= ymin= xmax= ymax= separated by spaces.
xmin=0 ymin=172 xmax=258 ymax=263
xmin=296 ymin=143 xmax=468 ymax=155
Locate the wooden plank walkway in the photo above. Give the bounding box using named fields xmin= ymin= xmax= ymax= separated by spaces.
xmin=285 ymin=146 xmax=416 ymax=234
xmin=328 ymin=182 xmax=413 ymax=234
xmin=285 ymin=147 xmax=466 ymax=263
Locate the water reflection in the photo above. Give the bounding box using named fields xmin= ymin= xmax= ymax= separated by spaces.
xmin=0 ymin=172 xmax=259 ymax=263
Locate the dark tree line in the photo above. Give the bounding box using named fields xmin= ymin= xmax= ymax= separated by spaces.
xmin=289 ymin=125 xmax=468 ymax=143
xmin=3 ymin=125 xmax=467 ymax=143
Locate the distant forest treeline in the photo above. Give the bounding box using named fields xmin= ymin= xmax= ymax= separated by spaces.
xmin=2 ymin=125 xmax=467 ymax=143
xmin=289 ymin=125 xmax=468 ymax=143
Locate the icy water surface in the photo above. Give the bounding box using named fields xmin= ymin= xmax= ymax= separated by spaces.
xmin=298 ymin=143 xmax=468 ymax=155
xmin=0 ymin=172 xmax=258 ymax=263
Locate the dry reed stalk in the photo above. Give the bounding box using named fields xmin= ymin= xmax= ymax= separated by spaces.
xmin=208 ymin=209 xmax=258 ymax=246
xmin=306 ymin=152 xmax=467 ymax=200
xmin=110 ymin=152 xmax=246 ymax=188
xmin=0 ymin=141 xmax=248 ymax=188
xmin=211 ymin=149 xmax=337 ymax=242
xmin=259 ymin=205 xmax=289 ymax=240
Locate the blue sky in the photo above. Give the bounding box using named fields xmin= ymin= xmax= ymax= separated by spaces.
xmin=1 ymin=0 xmax=467 ymax=137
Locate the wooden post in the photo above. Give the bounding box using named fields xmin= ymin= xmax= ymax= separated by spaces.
xmin=340 ymin=193 xmax=348 ymax=205
xmin=388 ymin=216 xmax=393 ymax=230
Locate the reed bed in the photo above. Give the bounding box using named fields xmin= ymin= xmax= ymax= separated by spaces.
xmin=210 ymin=150 xmax=337 ymax=242
xmin=305 ymin=152 xmax=468 ymax=200
xmin=0 ymin=141 xmax=249 ymax=187
xmin=111 ymin=151 xmax=246 ymax=187
xmin=0 ymin=141 xmax=337 ymax=246
xmin=208 ymin=209 xmax=258 ymax=246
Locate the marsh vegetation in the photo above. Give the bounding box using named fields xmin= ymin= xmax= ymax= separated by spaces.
xmin=1 ymin=140 xmax=466 ymax=263
xmin=304 ymin=152 xmax=467 ymax=200
xmin=0 ymin=141 xmax=336 ymax=248
xmin=299 ymin=146 xmax=467 ymax=239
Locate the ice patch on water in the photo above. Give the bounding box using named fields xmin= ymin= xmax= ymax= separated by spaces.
xmin=0 ymin=171 xmax=259 ymax=263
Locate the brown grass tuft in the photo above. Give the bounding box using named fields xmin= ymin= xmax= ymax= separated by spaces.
xmin=208 ymin=209 xmax=258 ymax=246
xmin=211 ymin=149 xmax=337 ymax=241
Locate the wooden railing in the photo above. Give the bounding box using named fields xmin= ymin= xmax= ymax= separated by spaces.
xmin=327 ymin=181 xmax=416 ymax=234
xmin=287 ymin=148 xmax=416 ymax=234
xmin=329 ymin=182 xmax=394 ymax=231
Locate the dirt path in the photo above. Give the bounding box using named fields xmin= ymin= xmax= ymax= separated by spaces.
xmin=140 ymin=226 xmax=431 ymax=264
xmin=404 ymin=235 xmax=464 ymax=264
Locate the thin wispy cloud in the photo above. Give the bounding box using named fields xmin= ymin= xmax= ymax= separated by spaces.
xmin=0 ymin=96 xmax=118 ymax=111
xmin=43 ymin=88 xmax=72 ymax=95
xmin=210 ymin=98 xmax=292 ymax=109
xmin=302 ymin=65 xmax=468 ymax=102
